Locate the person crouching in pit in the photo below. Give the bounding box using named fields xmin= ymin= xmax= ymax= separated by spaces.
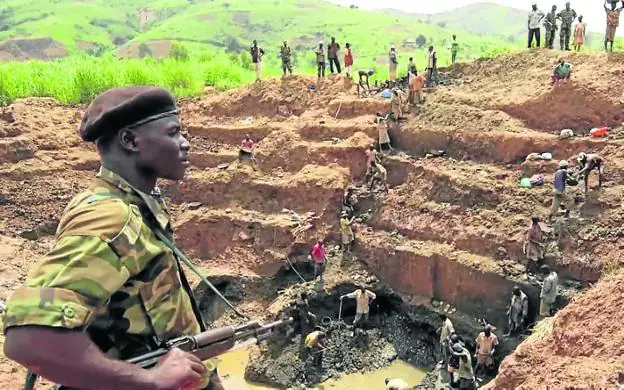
xmin=239 ymin=133 xmax=258 ymax=168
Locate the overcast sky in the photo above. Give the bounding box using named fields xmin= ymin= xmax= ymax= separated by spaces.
xmin=327 ymin=0 xmax=615 ymax=35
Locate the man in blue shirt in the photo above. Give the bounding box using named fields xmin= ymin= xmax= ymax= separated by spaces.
xmin=550 ymin=160 xmax=573 ymax=218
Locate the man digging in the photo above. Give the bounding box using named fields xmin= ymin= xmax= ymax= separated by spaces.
xmin=341 ymin=287 xmax=376 ymax=329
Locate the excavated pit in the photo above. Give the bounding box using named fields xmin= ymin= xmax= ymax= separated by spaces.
xmin=242 ymin=283 xmax=439 ymax=388
xmin=1 ymin=51 xmax=624 ymax=389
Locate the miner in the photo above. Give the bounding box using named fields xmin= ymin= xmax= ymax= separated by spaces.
xmin=328 ymin=37 xmax=342 ymax=74
xmin=550 ymin=160 xmax=573 ymax=218
xmin=340 ymin=211 xmax=355 ymax=253
xmin=474 ymin=325 xmax=499 ymax=377
xmin=250 ymin=40 xmax=265 ymax=81
xmin=304 ymin=330 xmax=327 ymax=366
xmin=310 ymin=239 xmax=327 ymax=281
xmin=358 ymin=69 xmax=375 ymax=96
xmin=365 ymin=145 xmax=379 ymax=183
xmin=576 ymin=152 xmax=604 ymax=194
xmin=450 ymin=343 xmax=476 ymax=389
xmin=340 ymin=286 xmax=376 ymax=328
xmin=438 ymin=313 xmax=455 ymax=366
xmin=505 ymin=286 xmax=529 ymax=336
xmin=539 ymin=265 xmax=559 ymax=318
xmin=2 ymin=87 xmax=224 ymax=389
xmin=604 ymin=0 xmax=623 ymax=52
xmin=385 ymin=377 xmax=410 ymax=390
xmin=524 ymin=216 xmax=543 ymax=274
xmin=369 ymin=162 xmax=389 ymax=193
xmin=388 ymin=46 xmax=398 ymax=87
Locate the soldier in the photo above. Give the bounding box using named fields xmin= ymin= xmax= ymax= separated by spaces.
xmin=2 ymin=87 xmax=224 ymax=389
xmin=576 ymin=152 xmax=604 ymax=194
xmin=544 ymin=5 xmax=558 ymax=49
xmin=557 ymin=2 xmax=577 ymax=51
xmin=280 ymin=41 xmax=293 ymax=76
xmin=604 ymin=0 xmax=623 ymax=52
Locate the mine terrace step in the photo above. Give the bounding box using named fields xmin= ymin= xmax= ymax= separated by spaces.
xmin=394 ymin=121 xmax=623 ymax=166
xmin=185 ymin=122 xmax=279 ymax=146
xmin=355 ymin=230 xmax=542 ymax=330
xmin=173 ymin=207 xmax=322 ymax=276
xmin=255 ymin=131 xmax=373 ymax=178
xmin=298 ymin=120 xmax=377 ymax=142
xmin=164 ymin=164 xmax=350 ymax=217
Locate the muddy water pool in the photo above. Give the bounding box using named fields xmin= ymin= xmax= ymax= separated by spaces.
xmin=218 ymin=348 xmax=427 ymax=389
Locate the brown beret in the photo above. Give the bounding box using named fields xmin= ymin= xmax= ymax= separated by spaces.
xmin=79 ymin=86 xmax=178 ymax=142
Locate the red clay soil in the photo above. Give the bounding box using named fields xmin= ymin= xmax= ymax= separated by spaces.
xmin=1 ymin=50 xmax=624 ymax=389
xmin=484 ymin=271 xmax=624 ymax=390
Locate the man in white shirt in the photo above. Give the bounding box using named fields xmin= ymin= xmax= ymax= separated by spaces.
xmin=341 ymin=287 xmax=376 ymax=327
xmin=528 ymin=3 xmax=546 ymax=48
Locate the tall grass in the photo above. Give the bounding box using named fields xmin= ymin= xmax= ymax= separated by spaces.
xmin=0 ymin=53 xmax=262 ymax=106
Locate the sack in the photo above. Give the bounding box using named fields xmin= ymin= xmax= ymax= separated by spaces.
xmin=590 ymin=127 xmax=607 ymax=137
xmin=530 ymin=174 xmax=545 ymax=186
xmin=560 ymin=129 xmax=574 ymax=139
xmin=520 ymin=178 xmax=532 ymax=188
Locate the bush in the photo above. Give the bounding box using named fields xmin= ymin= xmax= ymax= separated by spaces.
xmin=416 ymin=34 xmax=427 ymax=48
xmin=138 ymin=43 xmax=152 ymax=58
xmin=169 ymin=41 xmax=190 ymax=61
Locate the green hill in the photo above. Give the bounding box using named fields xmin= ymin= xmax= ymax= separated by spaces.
xmin=0 ymin=0 xmax=517 ymax=68
xmin=384 ymin=2 xmax=605 ymax=50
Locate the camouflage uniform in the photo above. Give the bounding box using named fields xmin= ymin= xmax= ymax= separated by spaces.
xmin=544 ymin=11 xmax=558 ymax=49
xmin=3 ymin=167 xmax=216 ymax=388
xmin=280 ymin=45 xmax=292 ymax=75
xmin=557 ymin=8 xmax=577 ymax=50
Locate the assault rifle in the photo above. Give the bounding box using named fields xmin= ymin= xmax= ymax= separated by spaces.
xmin=126 ymin=317 xmax=294 ymax=368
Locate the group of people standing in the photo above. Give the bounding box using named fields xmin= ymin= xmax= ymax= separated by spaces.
xmin=528 ymin=1 xmax=623 ymax=52
xmin=250 ymin=37 xmax=448 ymax=91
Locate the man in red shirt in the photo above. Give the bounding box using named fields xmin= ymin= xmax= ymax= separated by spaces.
xmin=310 ymin=239 xmax=327 ymax=281
xmin=239 ymin=134 xmax=257 ymax=167
xmin=344 ymin=43 xmax=354 ymax=79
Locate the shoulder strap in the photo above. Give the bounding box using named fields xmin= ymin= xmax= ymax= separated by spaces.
xmin=81 ymin=193 xmax=246 ymax=319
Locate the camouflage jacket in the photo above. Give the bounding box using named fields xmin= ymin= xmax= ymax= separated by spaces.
xmin=557 ymin=8 xmax=577 ymax=27
xmin=544 ymin=11 xmax=558 ymax=30
xmin=280 ymin=45 xmax=291 ymax=61
xmin=3 ymin=167 xmax=216 ymax=380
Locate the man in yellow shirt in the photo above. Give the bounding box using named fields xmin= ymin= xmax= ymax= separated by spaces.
xmin=341 ymin=287 xmax=376 ymax=327
xmin=474 ymin=325 xmax=499 ymax=376
xmin=340 ymin=211 xmax=355 ymax=253
xmin=304 ymin=330 xmax=326 ymax=366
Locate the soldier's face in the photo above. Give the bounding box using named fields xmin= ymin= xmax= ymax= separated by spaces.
xmin=134 ymin=117 xmax=190 ymax=181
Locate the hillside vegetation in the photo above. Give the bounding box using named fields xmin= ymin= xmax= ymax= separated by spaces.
xmin=0 ymin=0 xmax=516 ymax=67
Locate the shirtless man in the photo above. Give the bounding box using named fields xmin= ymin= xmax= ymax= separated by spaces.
xmin=357 ymin=69 xmax=375 ymax=96
xmin=365 ymin=145 xmax=378 ymax=182
xmin=369 ymin=162 xmax=389 ymax=193
xmin=577 ymin=152 xmax=604 ymax=194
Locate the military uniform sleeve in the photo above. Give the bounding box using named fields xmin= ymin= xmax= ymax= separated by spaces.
xmin=3 ymin=198 xmax=138 ymax=332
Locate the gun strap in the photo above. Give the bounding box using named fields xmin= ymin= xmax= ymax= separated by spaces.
xmin=81 ymin=192 xmax=247 ymax=319
xmin=151 ymin=228 xmax=247 ymax=319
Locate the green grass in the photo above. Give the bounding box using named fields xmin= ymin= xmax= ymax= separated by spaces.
xmin=0 ymin=52 xmax=252 ymax=106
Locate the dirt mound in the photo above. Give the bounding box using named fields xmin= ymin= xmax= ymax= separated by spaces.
xmin=0 ymin=38 xmax=67 ymax=61
xmin=116 ymin=40 xmax=173 ymax=59
xmin=181 ymin=75 xmax=354 ymax=119
xmin=485 ymin=271 xmax=624 ymax=390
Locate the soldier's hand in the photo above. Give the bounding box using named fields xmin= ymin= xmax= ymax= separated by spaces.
xmin=149 ymin=348 xmax=206 ymax=390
